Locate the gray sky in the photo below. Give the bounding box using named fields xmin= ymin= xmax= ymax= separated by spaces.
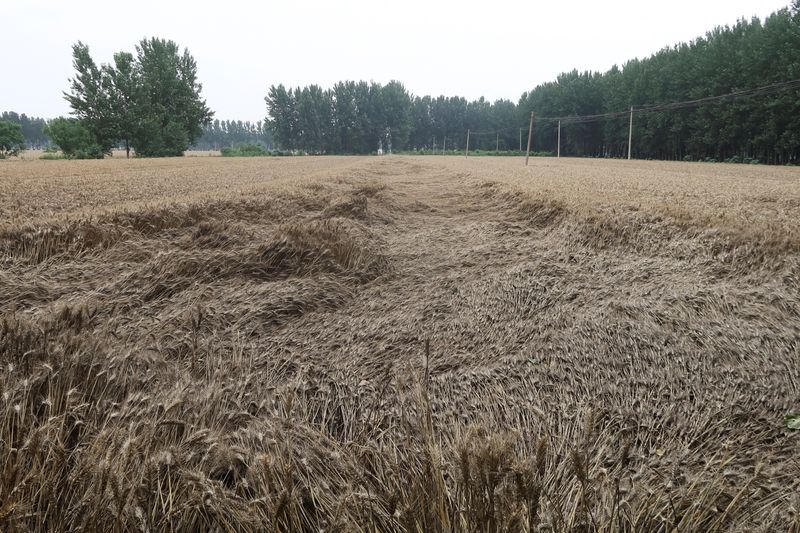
xmin=2 ymin=0 xmax=790 ymax=123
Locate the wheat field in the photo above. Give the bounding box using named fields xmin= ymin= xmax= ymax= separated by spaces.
xmin=1 ymin=155 xmax=799 ymax=532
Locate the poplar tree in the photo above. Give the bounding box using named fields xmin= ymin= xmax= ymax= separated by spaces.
xmin=63 ymin=38 xmax=212 ymax=157
xmin=64 ymin=42 xmax=117 ymax=153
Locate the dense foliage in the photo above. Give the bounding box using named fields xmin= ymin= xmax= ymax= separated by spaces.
xmin=266 ymin=4 xmax=800 ymax=163
xmin=521 ymin=5 xmax=800 ymax=163
xmin=265 ymin=82 xmax=518 ymax=154
xmin=0 ymin=120 xmax=26 ymax=158
xmin=43 ymin=118 xmax=104 ymax=159
xmin=0 ymin=112 xmax=48 ymax=149
xmin=64 ymin=38 xmax=213 ymax=157
xmin=193 ymin=119 xmax=272 ymax=150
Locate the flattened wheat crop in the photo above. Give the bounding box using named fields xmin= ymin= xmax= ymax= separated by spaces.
xmin=1 ymin=155 xmax=799 ymax=532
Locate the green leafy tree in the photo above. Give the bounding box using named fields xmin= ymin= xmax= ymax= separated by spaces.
xmin=64 ymin=42 xmax=117 ymax=154
xmin=265 ymin=84 xmax=298 ymax=150
xmin=43 ymin=117 xmax=103 ymax=159
xmin=380 ymin=81 xmax=412 ymax=151
xmin=409 ymin=95 xmax=433 ymax=149
xmin=354 ymin=81 xmax=381 ymax=152
xmin=131 ymin=38 xmax=212 ymax=156
xmin=0 ymin=120 xmax=26 ymax=158
xmin=295 ymin=85 xmax=332 ymax=153
xmin=64 ymin=38 xmax=212 ymax=158
xmin=103 ymin=52 xmax=139 ymax=158
xmin=489 ymin=99 xmax=518 ymax=150
xmin=332 ymin=81 xmax=357 ymax=153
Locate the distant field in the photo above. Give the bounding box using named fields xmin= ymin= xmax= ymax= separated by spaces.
xmin=1 ymin=156 xmax=798 ymax=531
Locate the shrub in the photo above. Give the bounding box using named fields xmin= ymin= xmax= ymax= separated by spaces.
xmin=44 ymin=118 xmax=105 ymax=159
xmin=73 ymin=144 xmax=105 ymax=160
xmin=221 ymin=144 xmax=269 ymax=157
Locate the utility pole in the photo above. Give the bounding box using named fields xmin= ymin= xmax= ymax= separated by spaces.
xmin=443 ymin=136 xmax=446 ymax=155
xmin=557 ymin=120 xmax=561 ymax=159
xmin=465 ymin=129 xmax=470 ymax=158
xmin=496 ymin=132 xmax=499 ymax=152
xmin=525 ymin=112 xmax=534 ymax=166
xmin=628 ymin=106 xmax=634 ymax=160
xmin=519 ymin=128 xmax=522 ymax=152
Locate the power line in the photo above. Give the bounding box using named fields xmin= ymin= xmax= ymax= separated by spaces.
xmin=639 ymin=79 xmax=800 ymax=111
xmin=457 ymin=79 xmax=800 ymax=146
xmin=463 ymin=127 xmax=526 ymax=135
xmin=535 ymin=78 xmax=800 ymax=125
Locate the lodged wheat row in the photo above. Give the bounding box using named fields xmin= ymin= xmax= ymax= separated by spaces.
xmin=1 ymin=156 xmax=799 ymax=532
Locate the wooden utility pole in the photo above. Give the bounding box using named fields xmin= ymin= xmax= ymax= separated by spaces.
xmin=443 ymin=136 xmax=446 ymax=154
xmin=496 ymin=132 xmax=499 ymax=152
xmin=628 ymin=106 xmax=634 ymax=160
xmin=557 ymin=120 xmax=561 ymax=159
xmin=465 ymin=129 xmax=470 ymax=158
xmin=525 ymin=112 xmax=534 ymax=166
xmin=519 ymin=128 xmax=522 ymax=152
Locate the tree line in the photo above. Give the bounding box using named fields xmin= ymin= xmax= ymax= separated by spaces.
xmin=192 ymin=119 xmax=272 ymax=151
xmin=265 ymin=82 xmax=521 ymax=154
xmin=266 ymin=3 xmax=800 ymax=163
xmin=3 ymin=3 xmax=798 ymax=162
xmin=0 ymin=111 xmax=272 ymax=153
xmin=522 ymin=3 xmax=800 ymax=164
xmin=0 ymin=112 xmax=49 ymax=149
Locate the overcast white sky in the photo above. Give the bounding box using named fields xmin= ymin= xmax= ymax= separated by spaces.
xmin=1 ymin=0 xmax=790 ymax=122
